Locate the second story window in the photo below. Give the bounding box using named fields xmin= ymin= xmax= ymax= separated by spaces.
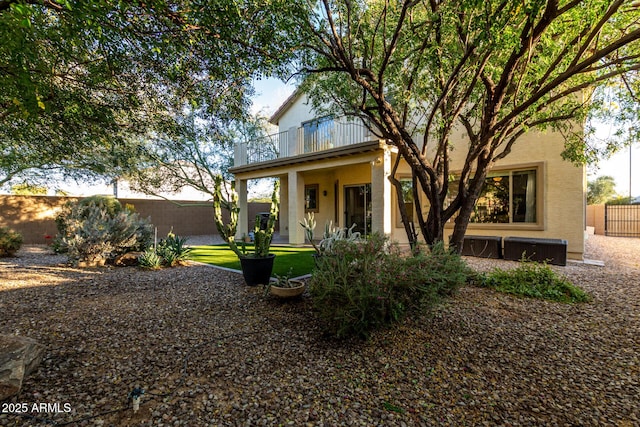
xmin=303 ymin=116 xmax=334 ymax=153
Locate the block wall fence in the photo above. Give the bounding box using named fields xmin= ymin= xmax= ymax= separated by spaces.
xmin=0 ymin=195 xmax=273 ymax=244
xmin=586 ymin=204 xmax=605 ymax=236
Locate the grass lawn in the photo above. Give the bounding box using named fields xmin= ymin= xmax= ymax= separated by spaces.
xmin=189 ymin=244 xmax=316 ymax=277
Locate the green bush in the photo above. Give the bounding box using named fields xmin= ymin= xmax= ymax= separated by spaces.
xmin=410 ymin=242 xmax=472 ymax=298
xmin=54 ymin=196 xmax=152 ymax=265
xmin=156 ymin=232 xmax=192 ymax=267
xmin=138 ymin=248 xmax=163 ymax=270
xmin=309 ymin=234 xmax=470 ymax=339
xmin=0 ymin=227 xmax=23 ymax=257
xmin=477 ymin=261 xmax=590 ymax=303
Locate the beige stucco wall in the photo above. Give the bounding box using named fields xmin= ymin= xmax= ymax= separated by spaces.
xmin=243 ymin=91 xmax=586 ymax=259
xmin=441 ymin=128 xmax=586 ymax=259
xmin=276 ymin=93 xmax=316 ymax=132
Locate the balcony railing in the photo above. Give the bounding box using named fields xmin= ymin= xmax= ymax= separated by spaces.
xmin=234 ymin=120 xmax=377 ymax=167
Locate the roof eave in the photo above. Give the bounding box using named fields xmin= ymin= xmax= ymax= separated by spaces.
xmin=268 ymin=88 xmax=302 ymax=125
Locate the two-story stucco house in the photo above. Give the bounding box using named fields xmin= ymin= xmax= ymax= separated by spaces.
xmin=229 ymin=89 xmax=586 ymax=260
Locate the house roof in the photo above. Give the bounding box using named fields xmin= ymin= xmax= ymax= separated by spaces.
xmin=268 ymin=87 xmax=303 ymax=125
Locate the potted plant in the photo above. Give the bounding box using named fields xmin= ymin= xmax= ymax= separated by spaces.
xmin=213 ymin=176 xmax=279 ymax=286
xmin=264 ymin=269 xmax=305 ymax=298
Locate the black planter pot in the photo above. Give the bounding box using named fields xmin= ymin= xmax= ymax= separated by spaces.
xmin=239 ymin=254 xmax=276 ymax=286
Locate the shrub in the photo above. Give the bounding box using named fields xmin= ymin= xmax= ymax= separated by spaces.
xmin=156 ymin=232 xmax=192 ymax=267
xmin=409 ymin=242 xmax=472 ymax=299
xmin=309 ymin=234 xmax=470 ymax=338
xmin=138 ymin=248 xmax=163 ymax=270
xmin=0 ymin=227 xmax=23 ymax=257
xmin=477 ymin=261 xmax=590 ymax=303
xmin=54 ymin=196 xmax=152 ymax=265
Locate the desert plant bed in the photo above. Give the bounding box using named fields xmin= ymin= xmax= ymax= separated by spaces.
xmin=1 ymin=236 xmax=638 ymax=426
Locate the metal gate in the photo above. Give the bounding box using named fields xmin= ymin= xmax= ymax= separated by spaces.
xmin=605 ymin=204 xmax=640 ymax=237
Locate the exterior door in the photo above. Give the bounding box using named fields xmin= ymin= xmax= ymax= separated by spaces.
xmin=344 ymin=184 xmax=372 ymax=235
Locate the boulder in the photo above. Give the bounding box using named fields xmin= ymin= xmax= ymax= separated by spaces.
xmin=114 ymin=252 xmax=143 ymax=266
xmin=0 ymin=335 xmax=44 ymax=401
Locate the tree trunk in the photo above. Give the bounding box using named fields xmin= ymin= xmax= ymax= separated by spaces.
xmin=449 ymin=169 xmax=488 ymax=253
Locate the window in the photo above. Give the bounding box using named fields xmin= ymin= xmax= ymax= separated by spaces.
xmin=449 ymin=168 xmax=538 ymax=224
xmin=303 ymin=116 xmax=334 ymax=153
xmin=472 ymin=169 xmax=537 ymax=223
xmin=305 ymin=184 xmax=319 ymax=212
xmin=396 ymin=177 xmax=415 ymax=227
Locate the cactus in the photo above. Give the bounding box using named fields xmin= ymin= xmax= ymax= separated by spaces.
xmin=252 ymin=179 xmax=279 ymax=257
xmin=318 ymin=222 xmax=361 ymax=254
xmin=213 ymin=176 xmax=279 ymax=258
xmin=299 ymin=212 xmax=321 ymax=254
xmin=299 ymin=213 xmax=362 ymax=256
xmin=213 ymin=175 xmax=242 ymax=257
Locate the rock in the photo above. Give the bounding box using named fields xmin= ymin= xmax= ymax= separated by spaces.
xmin=0 ymin=335 xmax=45 ymax=400
xmin=114 ymin=252 xmax=143 ymax=267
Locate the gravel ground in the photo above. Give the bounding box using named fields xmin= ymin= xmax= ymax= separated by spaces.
xmin=0 ymin=234 xmax=638 ymax=426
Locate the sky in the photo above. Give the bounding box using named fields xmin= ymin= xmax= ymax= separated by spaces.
xmin=5 ymin=77 xmax=638 ymax=199
xmin=587 ymin=125 xmax=640 ymax=199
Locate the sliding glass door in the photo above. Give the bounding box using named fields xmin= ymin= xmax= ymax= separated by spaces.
xmin=344 ymin=184 xmax=372 ymax=235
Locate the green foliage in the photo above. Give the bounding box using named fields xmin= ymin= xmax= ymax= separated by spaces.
xmin=138 ymin=248 xmax=163 ymax=270
xmin=263 ymin=268 xmax=304 ymax=296
xmin=587 ymin=176 xmax=618 ymax=205
xmin=10 ymin=183 xmax=47 ymax=195
xmin=0 ymin=227 xmax=23 ymax=257
xmin=309 ymin=235 xmax=470 ymax=339
xmin=1 ymin=0 xmax=301 ymax=187
xmin=54 ymin=196 xmax=152 ymax=265
xmin=476 ymin=261 xmax=590 ymax=303
xmin=606 ymin=196 xmax=636 ymax=205
xmin=410 ymin=242 xmax=472 ymax=298
xmin=156 ymin=232 xmax=192 ymax=267
xmin=268 ymin=268 xmax=297 ymax=288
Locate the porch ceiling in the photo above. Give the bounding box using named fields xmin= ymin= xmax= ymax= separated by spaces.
xmin=229 ymin=140 xmax=388 ymax=175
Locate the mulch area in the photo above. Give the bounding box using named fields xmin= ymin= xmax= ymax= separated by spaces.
xmin=0 ymin=235 xmax=638 ymax=426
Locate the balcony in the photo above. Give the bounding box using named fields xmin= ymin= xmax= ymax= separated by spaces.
xmin=233 ymin=120 xmax=380 ymax=169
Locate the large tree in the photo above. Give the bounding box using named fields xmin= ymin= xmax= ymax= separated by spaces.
xmin=587 ymin=175 xmax=618 ymax=204
xmin=0 ymin=0 xmax=297 ymax=187
xmin=294 ymin=0 xmax=640 ymax=251
xmin=126 ymin=112 xmax=275 ymax=200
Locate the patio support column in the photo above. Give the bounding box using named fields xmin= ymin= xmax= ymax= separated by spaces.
xmin=287 ymin=171 xmax=305 ymax=245
xmin=237 ymin=178 xmax=248 ymax=239
xmin=371 ymin=149 xmax=392 ymax=236
xmin=279 ymin=175 xmax=289 ymax=238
